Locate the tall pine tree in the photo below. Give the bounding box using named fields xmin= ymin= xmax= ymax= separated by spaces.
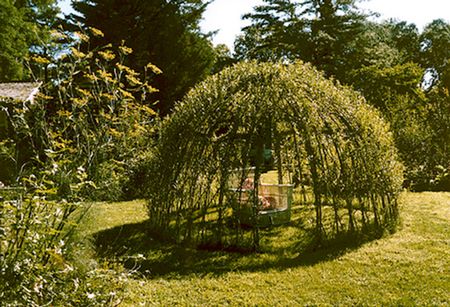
xmin=235 ymin=0 xmax=367 ymax=80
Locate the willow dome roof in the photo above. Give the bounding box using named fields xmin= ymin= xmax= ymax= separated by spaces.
xmin=172 ymin=61 xmax=372 ymax=127
xmin=156 ymin=61 xmax=404 ymax=193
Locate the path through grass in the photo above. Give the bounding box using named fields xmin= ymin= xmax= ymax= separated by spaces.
xmin=79 ymin=192 xmax=450 ymax=305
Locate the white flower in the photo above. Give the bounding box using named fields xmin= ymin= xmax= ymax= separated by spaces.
xmin=51 ymin=163 xmax=59 ymax=174
xmin=33 ymin=281 xmax=43 ymax=293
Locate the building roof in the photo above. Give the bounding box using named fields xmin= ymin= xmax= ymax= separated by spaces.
xmin=0 ymin=82 xmax=41 ymax=103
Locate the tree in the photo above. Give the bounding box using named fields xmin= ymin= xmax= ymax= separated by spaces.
xmin=407 ymin=20 xmax=450 ymax=190
xmin=385 ymin=20 xmax=421 ymax=64
xmin=235 ymin=2 xmax=426 ymax=85
xmin=0 ymin=0 xmax=59 ymax=81
xmin=420 ymin=19 xmax=450 ymax=89
xmin=350 ymin=62 xmax=431 ymax=188
xmin=237 ymin=2 xmax=449 ymax=191
xmin=211 ymin=44 xmax=237 ymax=74
xmin=69 ymin=0 xmax=216 ymax=115
xmin=304 ymin=0 xmax=368 ymax=79
xmin=235 ymin=0 xmax=367 ymax=81
xmin=351 ymin=62 xmax=425 ymax=113
xmin=27 ymin=0 xmax=65 ymax=83
xmin=0 ymin=0 xmax=30 ymax=80
xmin=235 ymin=0 xmax=300 ymax=61
xmin=351 ymin=20 xmax=450 ymax=191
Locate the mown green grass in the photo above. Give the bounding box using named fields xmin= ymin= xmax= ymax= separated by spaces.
xmin=77 ymin=192 xmax=450 ymax=306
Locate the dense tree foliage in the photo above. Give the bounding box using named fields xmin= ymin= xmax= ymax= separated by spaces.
xmin=0 ymin=0 xmax=59 ymax=81
xmin=0 ymin=0 xmax=29 ymax=80
xmin=420 ymin=19 xmax=450 ymax=89
xmin=211 ymin=44 xmax=237 ymax=74
xmin=236 ymin=1 xmax=425 ymax=83
xmin=235 ymin=0 xmax=449 ymax=191
xmin=235 ymin=0 xmax=367 ymax=80
xmin=68 ymin=0 xmax=216 ymax=115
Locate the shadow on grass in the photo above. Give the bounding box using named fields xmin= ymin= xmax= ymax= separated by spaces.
xmin=93 ymin=219 xmax=384 ymax=279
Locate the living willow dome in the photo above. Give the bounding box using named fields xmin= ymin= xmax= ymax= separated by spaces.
xmin=146 ymin=61 xmax=403 ymax=249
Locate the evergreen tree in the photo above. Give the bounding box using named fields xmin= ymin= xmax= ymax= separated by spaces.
xmin=235 ymin=0 xmax=299 ymax=61
xmin=69 ymin=0 xmax=216 ymax=115
xmin=303 ymin=0 xmax=367 ymax=78
xmin=235 ymin=0 xmax=367 ymax=80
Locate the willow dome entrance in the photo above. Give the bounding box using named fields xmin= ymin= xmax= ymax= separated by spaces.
xmin=146 ymin=61 xmax=403 ymax=249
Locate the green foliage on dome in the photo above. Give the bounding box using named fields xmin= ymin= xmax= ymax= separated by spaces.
xmin=146 ymin=61 xmax=404 ymax=249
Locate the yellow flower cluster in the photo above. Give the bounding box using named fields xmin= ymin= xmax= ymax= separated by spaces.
xmin=101 ymin=93 xmax=115 ymax=101
xmin=71 ymin=97 xmax=88 ymax=107
xmin=140 ymin=105 xmax=156 ymax=116
xmin=89 ymin=27 xmax=104 ymax=38
xmin=116 ymin=63 xmax=138 ymax=76
xmin=50 ymin=30 xmax=67 ymax=40
xmin=98 ymin=50 xmax=116 ymax=61
xmin=145 ymin=83 xmax=159 ymax=93
xmin=57 ymin=110 xmax=72 ymax=118
xmin=118 ymin=45 xmax=133 ymax=55
xmin=36 ymin=93 xmax=53 ymax=100
xmin=146 ymin=63 xmax=162 ymax=75
xmin=126 ymin=74 xmax=142 ymax=86
xmin=70 ymin=47 xmax=86 ymax=59
xmin=77 ymin=88 xmax=92 ymax=98
xmin=32 ymin=56 xmax=50 ymax=65
xmin=97 ymin=69 xmax=114 ymax=83
xmin=119 ymin=88 xmax=134 ymax=99
xmin=84 ymin=72 xmax=98 ymax=82
xmin=74 ymin=31 xmax=89 ymax=42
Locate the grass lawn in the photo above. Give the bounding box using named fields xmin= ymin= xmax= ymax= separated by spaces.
xmin=78 ymin=192 xmax=450 ymax=306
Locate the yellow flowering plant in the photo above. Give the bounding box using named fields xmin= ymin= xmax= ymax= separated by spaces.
xmin=27 ymin=27 xmax=160 ymax=201
xmin=1 ymin=26 xmax=154 ymax=306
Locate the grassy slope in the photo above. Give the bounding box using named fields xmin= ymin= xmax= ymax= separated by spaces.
xmin=80 ymin=192 xmax=450 ymax=306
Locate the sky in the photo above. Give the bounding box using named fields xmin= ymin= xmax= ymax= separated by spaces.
xmin=60 ymin=0 xmax=450 ymax=50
